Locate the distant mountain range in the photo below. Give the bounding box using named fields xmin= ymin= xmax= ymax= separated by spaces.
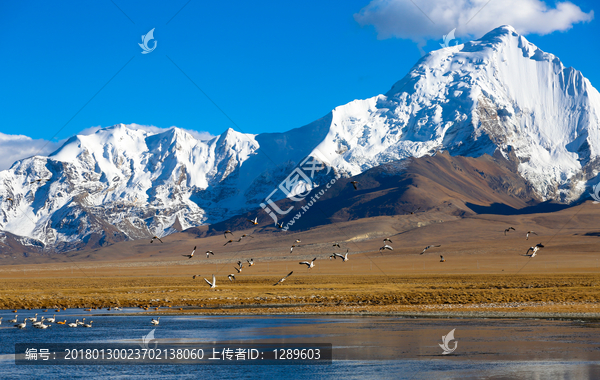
xmin=1 ymin=25 xmax=599 ymax=254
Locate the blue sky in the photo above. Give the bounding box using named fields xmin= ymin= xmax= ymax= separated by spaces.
xmin=0 ymin=0 xmax=597 ymax=156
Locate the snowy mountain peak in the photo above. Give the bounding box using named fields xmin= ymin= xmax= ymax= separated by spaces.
xmin=1 ymin=25 xmax=599 ymax=253
xmin=312 ymin=25 xmax=600 ymax=201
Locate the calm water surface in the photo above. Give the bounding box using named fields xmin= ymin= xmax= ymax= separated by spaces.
xmin=0 ymin=310 xmax=599 ymax=379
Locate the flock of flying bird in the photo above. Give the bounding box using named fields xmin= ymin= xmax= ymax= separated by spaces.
xmin=4 ymin=180 xmax=550 ymax=328
xmin=144 ymin=178 xmax=546 ymax=290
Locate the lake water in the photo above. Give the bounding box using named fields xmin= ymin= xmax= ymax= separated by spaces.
xmin=1 ymin=309 xmax=599 ymax=379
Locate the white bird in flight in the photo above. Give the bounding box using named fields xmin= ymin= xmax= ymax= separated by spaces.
xmin=248 ymin=217 xmax=259 ymax=225
xmin=273 ymin=271 xmax=293 ymax=286
xmin=524 ymin=243 xmax=544 ymax=257
xmin=204 ymin=275 xmax=217 ymax=289
xmin=379 ymin=244 xmax=393 ymax=252
xmin=206 ymin=250 xmax=214 ymax=258
xmin=151 ymin=317 xmax=160 ymax=325
xmin=228 ymin=274 xmax=236 ymax=282
xmin=182 ymin=246 xmax=196 ymax=259
xmin=331 ymin=249 xmax=349 ymax=262
xmin=299 ymin=257 xmax=317 ymax=269
xmin=526 ymin=231 xmax=538 ymax=240
xmin=420 ymin=245 xmax=441 ymax=255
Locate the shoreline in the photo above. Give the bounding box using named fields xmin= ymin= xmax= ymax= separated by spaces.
xmin=47 ymin=309 xmax=600 ymax=321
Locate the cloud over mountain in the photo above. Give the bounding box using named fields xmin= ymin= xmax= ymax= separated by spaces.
xmin=354 ymin=0 xmax=594 ymax=45
xmin=0 ymin=133 xmax=63 ymax=171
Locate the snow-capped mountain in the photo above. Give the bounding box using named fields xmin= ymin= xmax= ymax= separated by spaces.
xmin=312 ymin=25 xmax=600 ymax=202
xmin=1 ymin=25 xmax=599 ymax=252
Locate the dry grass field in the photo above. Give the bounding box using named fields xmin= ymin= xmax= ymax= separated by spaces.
xmin=2 ymin=203 xmax=600 ymax=316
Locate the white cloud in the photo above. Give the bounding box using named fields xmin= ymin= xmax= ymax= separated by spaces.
xmin=0 ymin=133 xmax=64 ymax=171
xmin=354 ymin=0 xmax=594 ymax=47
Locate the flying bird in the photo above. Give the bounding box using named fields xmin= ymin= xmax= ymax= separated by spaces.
xmin=224 ymin=240 xmax=234 ymax=246
xmin=228 ymin=274 xmax=236 ymax=282
xmin=350 ymin=181 xmax=358 ymax=190
xmin=404 ymin=207 xmax=421 ymax=215
xmin=440 ymin=255 xmax=446 ymax=262
xmin=247 ymin=258 xmax=254 ymax=266
xmin=234 ymin=266 xmax=242 ymax=273
xmin=248 ymin=217 xmax=259 ymax=225
xmin=6 ymin=197 xmax=13 ymax=202
xmin=332 ymin=243 xmax=341 ymax=248
xmin=192 ymin=274 xmax=201 ymax=279
xmin=525 ymin=243 xmax=544 ymax=257
xmin=504 ymin=227 xmax=516 ymax=235
xmin=237 ymin=234 xmax=254 ymax=242
xmin=420 ymin=245 xmax=441 ymax=255
xmin=273 ymin=271 xmax=293 ymax=286
xmin=295 ymin=239 xmax=301 ymax=243
xmin=299 ymin=257 xmax=317 ymax=269
xmin=182 ymin=246 xmax=196 ymax=259
xmin=151 ymin=317 xmax=160 ymax=325
xmin=290 ymin=245 xmax=296 ymax=254
xmin=331 ymin=249 xmax=349 ymax=262
xmin=206 ymin=250 xmax=214 ymax=258
xmin=383 ymin=238 xmax=393 ymax=243
xmin=224 ymin=230 xmax=233 ymax=238
xmin=276 ymin=222 xmax=284 ymax=229
xmin=150 ymin=236 xmax=163 ymax=244
xmin=526 ymin=231 xmax=538 ymax=240
xmin=204 ymin=274 xmax=217 ymax=289
xmin=379 ymin=244 xmax=393 ymax=252
xmin=29 ymin=178 xmax=47 ymax=184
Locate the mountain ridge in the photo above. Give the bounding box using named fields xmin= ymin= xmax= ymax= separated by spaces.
xmin=1 ymin=25 xmax=599 ymax=253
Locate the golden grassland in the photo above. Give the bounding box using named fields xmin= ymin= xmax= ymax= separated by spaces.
xmin=2 ymin=271 xmax=600 ymax=316
xmin=3 ymin=208 xmax=600 ymax=316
